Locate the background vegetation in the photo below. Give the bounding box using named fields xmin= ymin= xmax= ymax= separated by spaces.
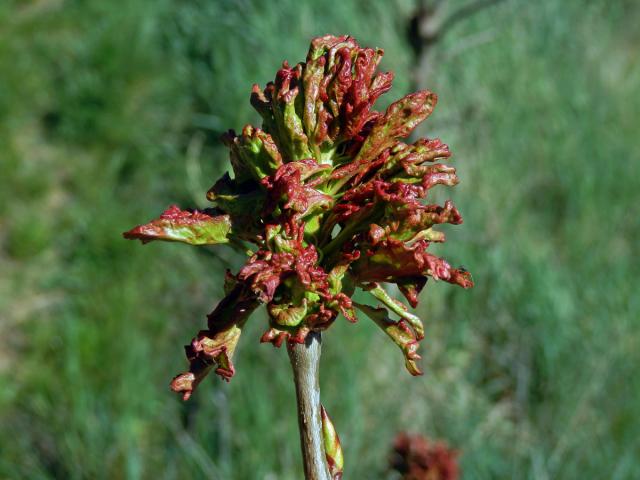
xmin=1 ymin=0 xmax=638 ymax=478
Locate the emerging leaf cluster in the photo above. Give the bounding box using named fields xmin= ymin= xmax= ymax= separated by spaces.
xmin=124 ymin=35 xmax=472 ymax=400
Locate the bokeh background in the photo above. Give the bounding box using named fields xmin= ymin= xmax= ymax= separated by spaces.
xmin=1 ymin=0 xmax=639 ymax=478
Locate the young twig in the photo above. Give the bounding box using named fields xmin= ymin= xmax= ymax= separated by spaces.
xmin=288 ymin=331 xmax=331 ymax=480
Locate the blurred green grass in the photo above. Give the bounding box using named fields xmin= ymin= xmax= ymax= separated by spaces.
xmin=1 ymin=0 xmax=638 ymax=478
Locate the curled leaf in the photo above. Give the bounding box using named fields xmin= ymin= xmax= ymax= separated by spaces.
xmin=353 ymin=239 xmax=474 ymax=290
xmin=222 ymin=125 xmax=283 ymax=182
xmin=330 ymin=91 xmax=437 ymax=190
xmin=170 ymin=285 xmax=259 ymax=400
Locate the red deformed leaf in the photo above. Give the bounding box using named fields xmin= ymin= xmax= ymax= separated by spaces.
xmin=330 ymin=91 xmax=438 ymax=190
xmin=170 ymin=325 xmax=243 ymax=401
xmin=369 ymin=200 xmax=463 ymax=245
xmin=301 ymin=34 xmax=392 ymax=150
xmin=261 ymin=160 xmax=333 ymax=219
xmin=123 ymin=205 xmax=231 ymax=245
xmin=378 ymin=138 xmax=451 ymax=179
xmin=352 ymin=239 xmax=474 ymax=289
xmin=170 ymin=285 xmax=259 ymax=400
xmin=396 ymin=276 xmax=428 ymax=309
xmin=260 ymin=323 xmax=311 ymax=347
xmin=237 ymin=241 xmax=328 ymax=304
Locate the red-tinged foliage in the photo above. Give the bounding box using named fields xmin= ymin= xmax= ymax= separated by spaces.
xmin=124 ymin=35 xmax=473 ymax=399
xmin=123 ymin=205 xmax=231 ymax=245
xmin=169 ymin=284 xmax=259 ymax=400
xmin=390 ymin=433 xmax=460 ymax=480
xmin=352 ymin=239 xmax=473 ymax=289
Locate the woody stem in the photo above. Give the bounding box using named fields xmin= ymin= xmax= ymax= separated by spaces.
xmin=288 ymin=331 xmax=331 ymax=480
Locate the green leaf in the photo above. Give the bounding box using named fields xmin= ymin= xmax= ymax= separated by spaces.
xmin=354 ymin=302 xmax=423 ymax=376
xmin=366 ymin=283 xmax=424 ymax=340
xmin=267 ymin=299 xmax=308 ymax=327
xmin=222 ymin=125 xmax=283 ymax=183
xmin=123 ymin=205 xmax=231 ymax=245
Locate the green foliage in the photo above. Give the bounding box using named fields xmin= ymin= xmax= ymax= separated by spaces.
xmin=1 ymin=1 xmax=638 ymax=479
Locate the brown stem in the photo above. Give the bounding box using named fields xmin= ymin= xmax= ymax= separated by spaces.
xmin=288 ymin=331 xmax=331 ymax=480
